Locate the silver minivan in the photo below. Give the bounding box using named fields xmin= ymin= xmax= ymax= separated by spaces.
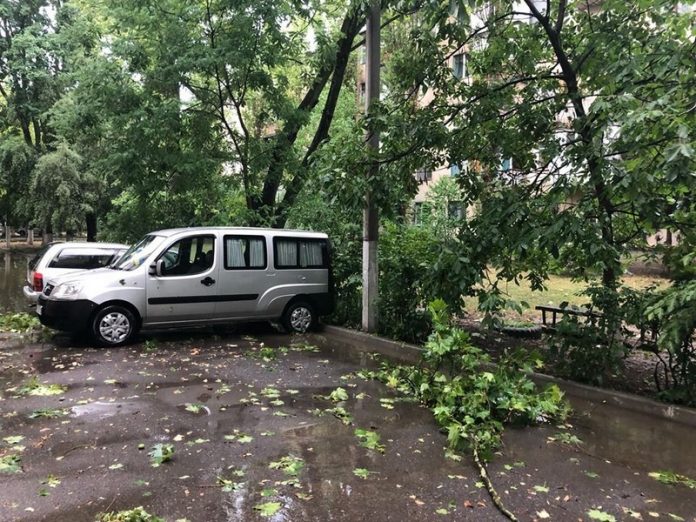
xmin=37 ymin=227 xmax=334 ymax=345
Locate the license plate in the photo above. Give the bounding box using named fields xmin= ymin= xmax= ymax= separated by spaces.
xmin=36 ymin=304 xmax=43 ymax=316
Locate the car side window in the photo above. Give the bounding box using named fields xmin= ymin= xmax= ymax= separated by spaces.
xmin=274 ymin=238 xmax=327 ymax=269
xmin=224 ymin=236 xmax=266 ymax=270
xmin=159 ymin=236 xmax=215 ymax=277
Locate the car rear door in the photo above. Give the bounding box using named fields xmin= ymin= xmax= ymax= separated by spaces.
xmin=214 ymin=234 xmax=268 ymax=319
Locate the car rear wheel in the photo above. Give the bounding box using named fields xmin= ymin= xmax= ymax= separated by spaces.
xmin=282 ymin=301 xmax=316 ymax=334
xmin=91 ymin=305 xmax=137 ymax=346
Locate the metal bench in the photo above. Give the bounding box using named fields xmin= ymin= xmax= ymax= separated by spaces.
xmin=535 ymin=305 xmax=602 ymax=329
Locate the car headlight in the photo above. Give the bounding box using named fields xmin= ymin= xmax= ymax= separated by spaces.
xmin=52 ymin=282 xmax=83 ymax=300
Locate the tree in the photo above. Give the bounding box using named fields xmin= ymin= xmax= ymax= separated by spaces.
xmin=29 ymin=143 xmax=96 ymax=234
xmin=367 ymin=0 xmax=695 ymax=315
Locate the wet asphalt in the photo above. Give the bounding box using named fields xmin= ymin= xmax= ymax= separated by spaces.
xmin=0 ymin=326 xmax=695 ymax=521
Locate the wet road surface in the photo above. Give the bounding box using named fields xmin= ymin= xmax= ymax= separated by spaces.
xmin=0 ymin=327 xmax=694 ymax=521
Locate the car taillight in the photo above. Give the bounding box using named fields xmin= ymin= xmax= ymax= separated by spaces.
xmin=33 ymin=272 xmax=43 ymax=292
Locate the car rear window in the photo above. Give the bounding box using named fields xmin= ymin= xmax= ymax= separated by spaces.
xmin=48 ymin=248 xmax=120 ymax=270
xmin=28 ymin=244 xmax=52 ymax=270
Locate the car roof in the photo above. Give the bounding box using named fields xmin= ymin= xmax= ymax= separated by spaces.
xmin=150 ymin=227 xmax=328 ymax=239
xmin=48 ymin=242 xmax=129 ymax=250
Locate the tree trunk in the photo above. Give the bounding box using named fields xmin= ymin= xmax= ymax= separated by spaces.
xmin=27 ymin=227 xmax=34 ymax=246
xmin=86 ymin=213 xmax=97 ymax=242
xmin=4 ymin=224 xmax=10 ymax=249
xmin=43 ymin=223 xmax=53 ymax=244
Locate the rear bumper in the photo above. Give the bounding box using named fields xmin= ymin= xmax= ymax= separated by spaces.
xmin=37 ymin=296 xmax=97 ymax=333
xmin=23 ymin=285 xmax=39 ymax=303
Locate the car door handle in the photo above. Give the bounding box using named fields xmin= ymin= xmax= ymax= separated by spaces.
xmin=201 ymin=277 xmax=216 ymax=286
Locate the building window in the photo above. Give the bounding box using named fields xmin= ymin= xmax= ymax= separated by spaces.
xmin=501 ymin=157 xmax=513 ymax=172
xmin=453 ymin=53 xmax=467 ymax=79
xmin=448 ymin=201 xmax=465 ymax=220
xmin=360 ymin=45 xmax=366 ymax=64
xmin=415 ymin=169 xmax=432 ymax=183
xmin=359 ymin=82 xmax=366 ymax=105
xmin=414 ymin=202 xmax=425 ymax=225
xmin=450 ymin=161 xmax=468 ymax=176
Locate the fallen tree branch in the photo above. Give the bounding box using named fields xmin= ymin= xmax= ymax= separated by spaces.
xmin=472 ymin=442 xmax=517 ymax=521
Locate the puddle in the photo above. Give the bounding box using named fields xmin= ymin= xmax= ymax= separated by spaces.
xmin=71 ymin=401 xmax=142 ymax=420
xmin=0 ymin=251 xmax=32 ymax=313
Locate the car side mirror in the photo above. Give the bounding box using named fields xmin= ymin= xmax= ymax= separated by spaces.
xmin=148 ymin=259 xmax=164 ymax=277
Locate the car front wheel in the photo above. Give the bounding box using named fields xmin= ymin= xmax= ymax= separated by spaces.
xmin=91 ymin=305 xmax=137 ymax=346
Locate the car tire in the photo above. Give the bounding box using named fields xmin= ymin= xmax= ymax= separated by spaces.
xmin=282 ymin=301 xmax=316 ymax=334
xmin=91 ymin=305 xmax=137 ymax=347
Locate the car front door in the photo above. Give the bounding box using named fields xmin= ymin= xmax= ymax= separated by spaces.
xmin=146 ymin=234 xmax=219 ymax=325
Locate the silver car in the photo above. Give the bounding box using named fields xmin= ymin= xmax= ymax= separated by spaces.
xmin=37 ymin=227 xmax=334 ymax=345
xmin=24 ymin=242 xmax=128 ymax=303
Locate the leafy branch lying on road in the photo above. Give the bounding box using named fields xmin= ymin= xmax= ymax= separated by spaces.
xmin=368 ymin=299 xmax=569 ymax=520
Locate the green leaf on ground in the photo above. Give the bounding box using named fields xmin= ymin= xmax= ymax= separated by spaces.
xmin=533 ymin=484 xmax=549 ymax=493
xmin=42 ymin=474 xmax=61 ymax=488
xmin=587 ymin=509 xmax=616 ymax=522
xmin=28 ymin=408 xmax=68 ymax=419
xmin=184 ymin=403 xmax=205 ymax=414
xmin=328 ymin=387 xmax=349 ymax=402
xmin=17 ymin=377 xmax=66 ymax=397
xmin=260 ymin=488 xmax=277 ymax=497
xmin=148 ymin=444 xmax=174 ymax=467
xmin=217 ymin=477 xmax=245 ymax=492
xmin=254 ymin=502 xmax=282 ymax=517
xmin=548 ymin=432 xmax=583 ymax=445
xmin=355 ymin=428 xmax=385 ymax=453
xmin=96 ymin=506 xmax=164 ymax=522
xmin=261 ymin=387 xmax=281 ymax=399
xmin=3 ymin=435 xmax=24 ymax=445
xmin=648 ymin=470 xmax=696 ymax=489
xmin=0 ymin=454 xmax=22 ymax=473
xmin=353 ymin=468 xmax=372 ymax=479
xmin=269 ymin=455 xmax=304 ymax=477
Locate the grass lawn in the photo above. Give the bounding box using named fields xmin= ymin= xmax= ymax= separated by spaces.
xmin=464 ymin=272 xmax=670 ymax=321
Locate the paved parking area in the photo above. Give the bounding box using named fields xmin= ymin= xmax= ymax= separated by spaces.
xmin=0 ymin=327 xmax=694 ymax=521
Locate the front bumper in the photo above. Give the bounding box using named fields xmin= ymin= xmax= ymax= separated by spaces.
xmin=37 ymin=296 xmax=97 ymax=333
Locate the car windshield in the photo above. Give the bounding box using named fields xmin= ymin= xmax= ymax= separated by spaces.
xmin=111 ymin=235 xmax=164 ymax=271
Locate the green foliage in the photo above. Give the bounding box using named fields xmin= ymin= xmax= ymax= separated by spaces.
xmin=253 ymin=502 xmax=283 ymax=517
xmin=0 ymin=312 xmax=40 ymax=333
xmin=648 ymin=470 xmax=696 ymax=489
xmin=354 ymin=428 xmax=385 ymax=453
xmin=96 ymin=507 xmax=164 ymax=522
xmin=373 ymin=300 xmax=568 ymax=459
xmin=16 ymin=377 xmax=66 ymax=397
xmin=0 ymin=454 xmax=22 ymax=474
xmin=268 ymin=455 xmax=304 ymax=477
xmin=641 ymin=280 xmax=696 ymax=405
xmin=378 ymin=223 xmax=440 ymax=342
xmin=28 ymin=408 xmax=69 ymax=419
xmin=148 ymin=443 xmax=174 ymax=467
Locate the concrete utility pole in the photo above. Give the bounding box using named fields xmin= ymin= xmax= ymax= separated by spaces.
xmin=362 ymin=0 xmax=380 ymax=332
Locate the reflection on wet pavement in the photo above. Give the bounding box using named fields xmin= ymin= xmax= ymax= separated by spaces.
xmin=0 ymin=251 xmax=31 ymax=313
